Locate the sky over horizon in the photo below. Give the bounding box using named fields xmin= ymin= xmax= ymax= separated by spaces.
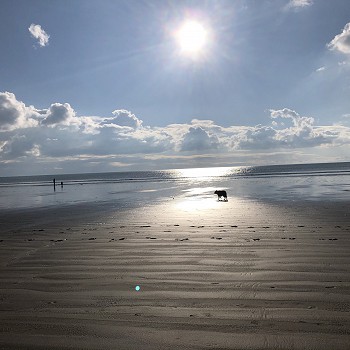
xmin=1 ymin=0 xmax=350 ymax=176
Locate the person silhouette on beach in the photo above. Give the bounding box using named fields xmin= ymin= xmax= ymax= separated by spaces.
xmin=53 ymin=178 xmax=56 ymax=191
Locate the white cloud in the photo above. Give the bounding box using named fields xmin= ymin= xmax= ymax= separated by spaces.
xmin=328 ymin=22 xmax=350 ymax=55
xmin=41 ymin=103 xmax=79 ymax=127
xmin=110 ymin=161 xmax=133 ymax=168
xmin=231 ymin=109 xmax=336 ymax=150
xmin=0 ymin=92 xmax=39 ymax=131
xmin=285 ymin=0 xmax=313 ymax=10
xmin=1 ymin=91 xmax=350 ymax=175
xmin=28 ymin=24 xmax=50 ymax=47
xmin=180 ymin=126 xmax=219 ymax=152
xmin=316 ymin=66 xmax=326 ymax=72
xmin=109 ymin=109 xmax=143 ymax=129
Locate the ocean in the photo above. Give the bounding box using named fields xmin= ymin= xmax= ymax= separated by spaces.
xmin=0 ymin=162 xmax=350 ymax=211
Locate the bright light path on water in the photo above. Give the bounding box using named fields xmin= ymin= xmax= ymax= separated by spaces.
xmin=175 ymin=167 xmax=233 ymax=181
xmin=174 ymin=186 xmax=226 ymax=212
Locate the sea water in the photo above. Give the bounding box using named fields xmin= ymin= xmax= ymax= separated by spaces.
xmin=0 ymin=162 xmax=350 ymax=211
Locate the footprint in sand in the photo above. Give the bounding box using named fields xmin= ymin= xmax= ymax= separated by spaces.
xmin=146 ymin=237 xmax=157 ymax=240
xmin=289 ymin=237 xmax=296 ymax=240
xmin=88 ymin=237 xmax=96 ymax=241
xmin=179 ymin=238 xmax=189 ymax=241
xmin=252 ymin=238 xmax=260 ymax=241
xmin=119 ymin=237 xmax=126 ymax=241
xmin=231 ymin=225 xmax=238 ymax=228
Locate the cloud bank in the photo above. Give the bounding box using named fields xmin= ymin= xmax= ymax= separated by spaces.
xmin=0 ymin=91 xmax=349 ymax=175
xmin=28 ymin=24 xmax=50 ymax=47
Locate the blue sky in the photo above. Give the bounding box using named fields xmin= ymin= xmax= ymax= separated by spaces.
xmin=1 ymin=0 xmax=350 ymax=176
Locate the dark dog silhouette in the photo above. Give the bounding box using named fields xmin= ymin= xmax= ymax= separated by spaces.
xmin=214 ymin=190 xmax=228 ymax=201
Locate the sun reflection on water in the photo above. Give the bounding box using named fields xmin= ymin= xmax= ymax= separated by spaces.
xmin=174 ymin=167 xmax=233 ymax=182
xmin=175 ymin=196 xmax=222 ymax=212
xmin=174 ymin=186 xmax=225 ymax=212
xmin=169 ymin=167 xmax=235 ymax=212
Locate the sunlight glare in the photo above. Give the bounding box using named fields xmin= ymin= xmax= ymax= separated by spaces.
xmin=175 ymin=20 xmax=208 ymax=56
xmin=176 ymin=167 xmax=232 ymax=181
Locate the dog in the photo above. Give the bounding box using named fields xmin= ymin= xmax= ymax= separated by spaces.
xmin=214 ymin=190 xmax=228 ymax=201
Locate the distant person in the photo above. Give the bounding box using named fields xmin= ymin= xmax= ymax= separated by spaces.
xmin=53 ymin=178 xmax=56 ymax=191
xmin=61 ymin=181 xmax=63 ymax=189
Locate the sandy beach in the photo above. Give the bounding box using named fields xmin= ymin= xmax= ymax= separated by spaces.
xmin=0 ymin=193 xmax=350 ymax=350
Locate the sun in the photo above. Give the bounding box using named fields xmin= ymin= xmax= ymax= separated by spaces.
xmin=175 ymin=20 xmax=208 ymax=56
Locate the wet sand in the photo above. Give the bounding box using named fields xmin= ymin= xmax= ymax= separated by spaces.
xmin=0 ymin=196 xmax=350 ymax=349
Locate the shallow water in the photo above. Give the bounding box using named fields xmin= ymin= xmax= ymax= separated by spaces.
xmin=0 ymin=162 xmax=350 ymax=211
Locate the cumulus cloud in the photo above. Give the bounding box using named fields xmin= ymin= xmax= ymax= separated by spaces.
xmin=2 ymin=134 xmax=37 ymax=158
xmin=328 ymin=22 xmax=350 ymax=55
xmin=231 ymin=108 xmax=335 ymax=150
xmin=108 ymin=109 xmax=143 ymax=129
xmin=1 ymin=90 xmax=350 ymax=175
xmin=41 ymin=103 xmax=78 ymax=127
xmin=269 ymin=108 xmax=314 ymax=129
xmin=28 ymin=24 xmax=50 ymax=47
xmin=268 ymin=108 xmax=331 ymax=147
xmin=0 ymin=92 xmax=38 ymax=131
xmin=180 ymin=126 xmax=219 ymax=152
